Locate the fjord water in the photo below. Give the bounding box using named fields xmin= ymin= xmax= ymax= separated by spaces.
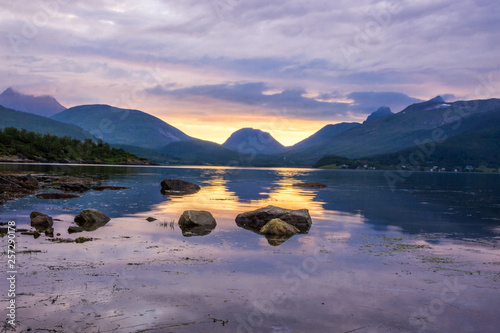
xmin=1 ymin=164 xmax=500 ymax=332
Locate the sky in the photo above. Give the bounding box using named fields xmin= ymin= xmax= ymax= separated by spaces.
xmin=1 ymin=0 xmax=499 ymax=146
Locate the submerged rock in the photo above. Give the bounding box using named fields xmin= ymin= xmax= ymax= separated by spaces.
xmin=30 ymin=211 xmax=53 ymax=230
xmin=178 ymin=210 xmax=216 ymax=237
xmin=91 ymin=186 xmax=131 ymax=191
xmin=23 ymin=175 xmax=39 ymax=189
xmin=265 ymin=235 xmax=295 ymax=246
xmin=260 ymin=218 xmax=299 ymax=236
xmin=146 ymin=217 xmax=157 ymax=222
xmin=235 ymin=205 xmax=312 ymax=233
xmin=36 ymin=193 xmax=80 ymax=200
xmin=45 ymin=227 xmax=54 ymax=237
xmin=74 ymin=209 xmax=110 ymax=232
xmin=160 ymin=179 xmax=200 ymax=195
xmin=68 ymin=226 xmax=85 ymax=234
xmin=57 ymin=183 xmax=91 ymax=193
xmin=293 ymin=182 xmax=327 ymax=188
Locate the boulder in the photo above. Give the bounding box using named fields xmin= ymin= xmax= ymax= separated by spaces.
xmin=160 ymin=179 xmax=200 ymax=195
xmin=179 ymin=210 xmax=216 ymax=227
xmin=74 ymin=209 xmax=110 ymax=232
xmin=178 ymin=210 xmax=216 ymax=237
xmin=36 ymin=193 xmax=80 ymax=199
xmin=146 ymin=217 xmax=157 ymax=222
xmin=235 ymin=205 xmax=312 ymax=233
xmin=260 ymin=218 xmax=299 ymax=236
xmin=30 ymin=211 xmax=53 ymax=230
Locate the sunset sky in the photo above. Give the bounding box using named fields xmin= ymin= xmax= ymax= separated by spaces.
xmin=1 ymin=0 xmax=499 ymax=145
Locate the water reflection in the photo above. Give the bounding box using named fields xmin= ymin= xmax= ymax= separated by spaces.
xmin=1 ymin=164 xmax=500 ymax=332
xmin=179 ymin=224 xmax=216 ymax=237
xmin=1 ymin=164 xmax=499 ymax=241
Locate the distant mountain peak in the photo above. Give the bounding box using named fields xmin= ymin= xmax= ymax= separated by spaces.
xmin=363 ymin=106 xmax=394 ymax=124
xmin=3 ymin=87 xmax=15 ymax=95
xmin=429 ymin=95 xmax=445 ymax=103
xmin=0 ymin=87 xmax=66 ymax=117
xmin=222 ymin=128 xmax=286 ymax=155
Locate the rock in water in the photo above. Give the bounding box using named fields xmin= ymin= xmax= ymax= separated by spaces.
xmin=293 ymin=182 xmax=327 ymax=188
xmin=36 ymin=193 xmax=80 ymax=199
xmin=179 ymin=210 xmax=216 ymax=227
xmin=74 ymin=209 xmax=110 ymax=231
xmin=178 ymin=210 xmax=216 ymax=237
xmin=23 ymin=175 xmax=39 ymax=189
xmin=146 ymin=217 xmax=157 ymax=222
xmin=68 ymin=226 xmax=84 ymax=234
xmin=91 ymin=186 xmax=131 ymax=191
xmin=30 ymin=211 xmax=53 ymax=230
xmin=260 ymin=218 xmax=299 ymax=236
xmin=160 ymin=179 xmax=200 ymax=195
xmin=235 ymin=205 xmax=312 ymax=233
xmin=57 ymin=183 xmax=91 ymax=193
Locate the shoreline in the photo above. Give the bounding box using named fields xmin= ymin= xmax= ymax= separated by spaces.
xmin=0 ymin=158 xmax=156 ymax=166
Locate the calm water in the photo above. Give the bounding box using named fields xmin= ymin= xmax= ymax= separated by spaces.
xmin=1 ymin=164 xmax=500 ymax=332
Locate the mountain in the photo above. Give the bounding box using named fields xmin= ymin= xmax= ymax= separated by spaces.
xmin=291 ymin=122 xmax=360 ymax=150
xmin=52 ymin=104 xmax=193 ymax=149
xmin=110 ymin=144 xmax=185 ymax=165
xmin=283 ymin=98 xmax=500 ymax=165
xmin=363 ymin=106 xmax=393 ymax=124
xmin=0 ymin=105 xmax=95 ymax=140
xmin=222 ymin=128 xmax=287 ymax=155
xmin=159 ymin=139 xmax=292 ymax=166
xmin=0 ymin=87 xmax=66 ymax=117
xmin=160 ymin=139 xmax=243 ymax=165
xmin=315 ymin=108 xmax=500 ymax=171
xmin=429 ymin=95 xmax=446 ymax=103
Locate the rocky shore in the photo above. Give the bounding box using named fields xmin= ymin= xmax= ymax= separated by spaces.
xmin=0 ymin=155 xmax=157 ymax=165
xmin=0 ymin=172 xmax=103 ymax=203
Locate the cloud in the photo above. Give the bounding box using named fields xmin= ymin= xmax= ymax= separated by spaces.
xmin=1 ymin=0 xmax=499 ymax=140
xmin=148 ymin=82 xmax=424 ymax=120
xmin=148 ymin=82 xmax=350 ymax=119
xmin=347 ymin=91 xmax=423 ymax=113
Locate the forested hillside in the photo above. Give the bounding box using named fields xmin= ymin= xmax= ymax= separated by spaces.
xmin=0 ymin=127 xmax=151 ymax=165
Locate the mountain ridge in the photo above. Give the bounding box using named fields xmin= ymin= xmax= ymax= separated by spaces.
xmin=0 ymin=87 xmax=66 ymax=117
xmin=281 ymin=98 xmax=500 ymax=165
xmin=291 ymin=123 xmax=360 ymax=151
xmin=0 ymin=105 xmax=95 ymax=141
xmin=51 ymin=104 xmax=193 ymax=149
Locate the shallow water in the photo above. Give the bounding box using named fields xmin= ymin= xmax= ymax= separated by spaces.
xmin=1 ymin=164 xmax=500 ymax=332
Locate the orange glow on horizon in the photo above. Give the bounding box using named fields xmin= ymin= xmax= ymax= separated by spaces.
xmin=162 ymin=116 xmax=348 ymax=146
